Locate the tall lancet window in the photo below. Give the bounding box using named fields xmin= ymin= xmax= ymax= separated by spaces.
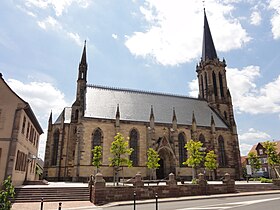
xmin=218 ymin=135 xmax=227 ymax=167
xmin=201 ymin=76 xmax=204 ymax=98
xmin=212 ymin=71 xmax=217 ymax=96
xmin=199 ymin=134 xmax=206 ymax=147
xmin=92 ymin=128 xmax=102 ymax=148
xmin=52 ymin=129 xmax=59 ymax=165
xmin=178 ymin=132 xmax=187 ymax=167
xmin=204 ymin=72 xmax=208 ymax=96
xmin=129 ymin=129 xmax=139 ymax=166
xmin=219 ymin=72 xmax=224 ymax=97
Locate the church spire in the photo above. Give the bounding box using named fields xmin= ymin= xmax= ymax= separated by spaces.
xmin=202 ymin=9 xmax=217 ymax=61
xmin=78 ymin=40 xmax=88 ymax=81
xmin=80 ymin=40 xmax=87 ymax=66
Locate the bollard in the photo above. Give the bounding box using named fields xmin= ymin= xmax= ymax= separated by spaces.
xmin=58 ymin=202 xmax=62 ymax=210
xmin=40 ymin=198 xmax=44 ymax=210
xmin=133 ymin=191 xmax=136 ymax=210
xmin=155 ymin=193 xmax=158 ymax=210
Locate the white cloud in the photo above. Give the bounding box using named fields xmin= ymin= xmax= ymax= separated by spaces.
xmin=7 ymin=79 xmax=68 ymax=123
xmin=25 ymin=0 xmax=91 ymax=16
xmin=112 ymin=34 xmax=118 ymax=40
xmin=239 ymin=128 xmax=271 ymax=155
xmin=268 ymin=0 xmax=280 ymax=39
xmin=37 ymin=16 xmax=61 ymax=30
xmin=125 ymin=0 xmax=250 ymax=66
xmin=188 ymin=65 xmax=280 ymax=115
xmin=37 ymin=17 xmax=83 ymax=46
xmin=250 ymin=10 xmax=262 ymax=25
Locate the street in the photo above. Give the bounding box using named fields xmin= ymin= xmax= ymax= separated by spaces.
xmin=85 ymin=193 xmax=280 ymax=210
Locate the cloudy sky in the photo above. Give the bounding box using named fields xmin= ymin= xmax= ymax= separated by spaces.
xmin=1 ymin=0 xmax=280 ymax=159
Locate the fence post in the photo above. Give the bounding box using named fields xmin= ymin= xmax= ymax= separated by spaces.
xmin=155 ymin=193 xmax=158 ymax=210
xmin=40 ymin=198 xmax=43 ymax=210
xmin=58 ymin=202 xmax=62 ymax=210
xmin=133 ymin=191 xmax=136 ymax=210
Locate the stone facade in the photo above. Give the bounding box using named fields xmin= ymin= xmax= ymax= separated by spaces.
xmin=0 ymin=73 xmax=43 ymax=186
xmin=44 ymin=12 xmax=242 ymax=182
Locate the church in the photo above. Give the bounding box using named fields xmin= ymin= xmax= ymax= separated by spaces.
xmin=44 ymin=11 xmax=242 ymax=181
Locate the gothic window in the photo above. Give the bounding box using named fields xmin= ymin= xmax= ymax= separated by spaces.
xmin=178 ymin=132 xmax=187 ymax=167
xmin=219 ymin=72 xmax=224 ymax=97
xmin=199 ymin=134 xmax=206 ymax=147
xmin=92 ymin=128 xmax=102 ymax=148
xmin=75 ymin=109 xmax=79 ymax=120
xmin=51 ymin=129 xmax=59 ymax=165
xmin=129 ymin=129 xmax=139 ymax=166
xmin=204 ymin=72 xmax=208 ymax=95
xmin=201 ymin=76 xmax=204 ymax=98
xmin=212 ymin=71 xmax=217 ymax=96
xmin=218 ymin=135 xmax=227 ymax=167
xmin=224 ymin=111 xmax=228 ymax=120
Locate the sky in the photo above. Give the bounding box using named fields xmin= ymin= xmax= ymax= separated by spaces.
xmin=1 ymin=0 xmax=280 ymax=160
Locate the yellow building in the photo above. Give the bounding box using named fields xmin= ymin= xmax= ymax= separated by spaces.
xmin=0 ymin=74 xmax=43 ymax=186
xmin=44 ymin=11 xmax=242 ymax=181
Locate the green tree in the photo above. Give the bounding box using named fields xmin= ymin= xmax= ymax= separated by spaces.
xmin=247 ymin=152 xmax=261 ymax=176
xmin=263 ymin=141 xmax=280 ymax=178
xmin=146 ymin=148 xmax=160 ymax=180
xmin=109 ymin=133 xmax=133 ymax=185
xmin=183 ymin=139 xmax=204 ymax=180
xmin=204 ymin=150 xmax=218 ymax=180
xmin=0 ymin=176 xmax=15 ymax=210
xmin=92 ymin=145 xmax=102 ymax=174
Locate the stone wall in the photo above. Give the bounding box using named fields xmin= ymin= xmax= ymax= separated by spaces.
xmin=91 ymin=172 xmax=235 ymax=205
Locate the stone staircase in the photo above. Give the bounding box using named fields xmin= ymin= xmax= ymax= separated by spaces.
xmin=236 ymin=183 xmax=280 ymax=192
xmin=12 ymin=187 xmax=90 ymax=203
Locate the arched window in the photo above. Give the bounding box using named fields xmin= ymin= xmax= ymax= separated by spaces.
xmin=178 ymin=132 xmax=187 ymax=167
xmin=219 ymin=72 xmax=224 ymax=97
xmin=212 ymin=71 xmax=217 ymax=96
xmin=224 ymin=111 xmax=228 ymax=120
xmin=51 ymin=129 xmax=59 ymax=165
xmin=201 ymin=76 xmax=204 ymax=98
xmin=199 ymin=134 xmax=206 ymax=147
xmin=92 ymin=128 xmax=102 ymax=148
xmin=204 ymin=72 xmax=208 ymax=95
xmin=75 ymin=109 xmax=79 ymax=120
xmin=129 ymin=129 xmax=139 ymax=166
xmin=218 ymin=136 xmax=227 ymax=167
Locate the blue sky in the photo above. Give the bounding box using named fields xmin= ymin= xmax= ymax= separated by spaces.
xmin=1 ymin=0 xmax=280 ymax=159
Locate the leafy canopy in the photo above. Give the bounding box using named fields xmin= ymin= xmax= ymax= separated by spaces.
xmin=92 ymin=145 xmax=102 ymax=169
xmin=247 ymin=152 xmax=261 ymax=171
xmin=109 ymin=133 xmax=133 ymax=168
xmin=183 ymin=139 xmax=204 ymax=168
xmin=146 ymin=148 xmax=160 ymax=169
xmin=204 ymin=150 xmax=218 ymax=171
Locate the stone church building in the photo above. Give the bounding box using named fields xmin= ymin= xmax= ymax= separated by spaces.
xmin=44 ymin=11 xmax=242 ymax=181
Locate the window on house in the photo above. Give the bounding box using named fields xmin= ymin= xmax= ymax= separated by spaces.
xmin=178 ymin=132 xmax=187 ymax=167
xmin=259 ymin=149 xmax=263 ymax=155
xmin=26 ymin=122 xmax=30 ymax=139
xmin=21 ymin=116 xmax=26 ymax=134
xmin=129 ymin=129 xmax=139 ymax=166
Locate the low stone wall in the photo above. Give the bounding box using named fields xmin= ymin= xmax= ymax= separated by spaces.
xmin=91 ymin=172 xmax=235 ymax=205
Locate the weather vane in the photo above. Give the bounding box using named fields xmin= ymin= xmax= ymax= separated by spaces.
xmin=202 ymin=0 xmax=205 ymax=10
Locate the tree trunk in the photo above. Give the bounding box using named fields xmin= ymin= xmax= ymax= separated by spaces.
xmin=192 ymin=167 xmax=196 ymax=180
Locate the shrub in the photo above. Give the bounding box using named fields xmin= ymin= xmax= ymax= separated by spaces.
xmin=0 ymin=176 xmax=15 ymax=210
xmin=260 ymin=178 xmax=272 ymax=183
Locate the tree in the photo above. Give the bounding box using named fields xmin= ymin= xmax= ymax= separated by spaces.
xmin=183 ymin=139 xmax=204 ymax=180
xmin=247 ymin=152 xmax=261 ymax=176
xmin=146 ymin=148 xmax=160 ymax=180
xmin=92 ymin=145 xmax=102 ymax=174
xmin=0 ymin=176 xmax=15 ymax=210
xmin=109 ymin=133 xmax=133 ymax=185
xmin=204 ymin=150 xmax=218 ymax=180
xmin=263 ymin=141 xmax=280 ymax=178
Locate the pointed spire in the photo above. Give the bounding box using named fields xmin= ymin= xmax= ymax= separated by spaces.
xmin=150 ymin=105 xmax=154 ymax=120
xmin=48 ymin=111 xmax=52 ymax=123
xmin=80 ymin=40 xmax=87 ymax=65
xmin=192 ymin=111 xmax=196 ymax=125
xmin=116 ymin=104 xmax=120 ymax=119
xmin=202 ymin=9 xmax=217 ymax=61
xmin=211 ymin=113 xmax=215 ymax=126
xmin=172 ymin=107 xmax=177 ymax=122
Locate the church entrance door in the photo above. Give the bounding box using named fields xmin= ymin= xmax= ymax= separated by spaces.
xmin=156 ymin=148 xmax=175 ymax=180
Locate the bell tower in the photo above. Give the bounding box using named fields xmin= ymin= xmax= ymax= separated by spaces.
xmin=196 ymin=10 xmax=235 ymax=128
xmin=71 ymin=41 xmax=87 ymax=122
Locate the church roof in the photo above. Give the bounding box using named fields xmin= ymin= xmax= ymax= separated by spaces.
xmin=54 ymin=107 xmax=72 ymax=124
xmin=84 ymin=85 xmax=228 ymax=128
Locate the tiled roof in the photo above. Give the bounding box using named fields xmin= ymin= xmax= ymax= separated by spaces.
xmin=84 ymin=85 xmax=228 ymax=128
xmin=248 ymin=140 xmax=280 ymax=155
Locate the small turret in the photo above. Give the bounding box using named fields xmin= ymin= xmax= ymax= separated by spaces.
xmin=149 ymin=105 xmax=155 ymax=129
xmin=115 ymin=104 xmax=120 ymax=131
xmin=172 ymin=107 xmax=177 ymax=131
